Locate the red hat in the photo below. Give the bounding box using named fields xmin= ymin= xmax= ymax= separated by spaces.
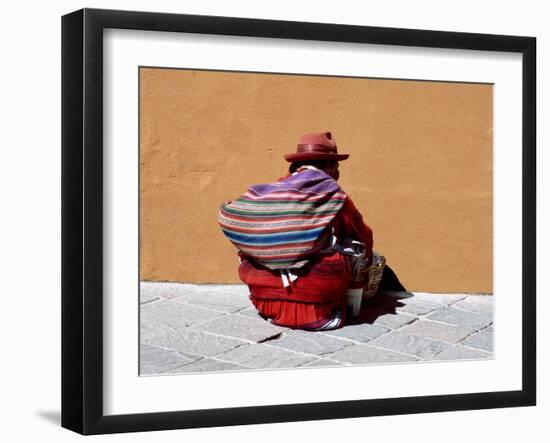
xmin=284 ymin=131 xmax=349 ymax=162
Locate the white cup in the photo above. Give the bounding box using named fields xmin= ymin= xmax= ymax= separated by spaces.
xmin=346 ymin=288 xmax=363 ymax=317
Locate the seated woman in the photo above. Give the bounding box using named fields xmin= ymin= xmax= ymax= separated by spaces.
xmin=219 ymin=131 xmax=404 ymax=331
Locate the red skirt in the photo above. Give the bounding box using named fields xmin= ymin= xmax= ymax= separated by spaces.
xmin=239 ymin=251 xmax=352 ymax=330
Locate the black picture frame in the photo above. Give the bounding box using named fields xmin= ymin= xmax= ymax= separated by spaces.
xmin=61 ymin=8 xmax=536 ymax=435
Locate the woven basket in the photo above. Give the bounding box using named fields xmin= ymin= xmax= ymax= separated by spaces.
xmin=363 ymin=252 xmax=386 ymax=299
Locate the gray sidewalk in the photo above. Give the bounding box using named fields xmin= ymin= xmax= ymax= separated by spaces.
xmin=140 ymin=282 xmax=493 ymax=375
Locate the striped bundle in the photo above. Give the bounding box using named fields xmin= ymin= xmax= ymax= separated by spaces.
xmin=219 ymin=168 xmax=347 ymax=270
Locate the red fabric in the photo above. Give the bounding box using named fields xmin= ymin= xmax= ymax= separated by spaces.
xmin=239 ymin=251 xmax=351 ymax=330
xmin=251 ymin=299 xmax=344 ymax=330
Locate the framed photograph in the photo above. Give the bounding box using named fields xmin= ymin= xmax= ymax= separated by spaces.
xmin=61 ymin=8 xmax=536 ymax=435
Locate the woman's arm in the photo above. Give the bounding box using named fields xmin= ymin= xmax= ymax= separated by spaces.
xmin=336 ymin=196 xmax=374 ymax=260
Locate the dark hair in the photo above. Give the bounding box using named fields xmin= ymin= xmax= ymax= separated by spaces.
xmin=289 ymin=160 xmax=337 ymax=173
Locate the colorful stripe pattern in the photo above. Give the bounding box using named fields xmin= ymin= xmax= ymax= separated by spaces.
xmin=219 ymin=168 xmax=347 ymax=269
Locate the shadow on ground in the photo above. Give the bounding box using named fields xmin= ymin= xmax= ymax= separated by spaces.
xmin=347 ymin=263 xmax=413 ymax=325
xmin=350 ymin=291 xmax=414 ymax=325
xmin=35 ymin=410 xmax=60 ymax=425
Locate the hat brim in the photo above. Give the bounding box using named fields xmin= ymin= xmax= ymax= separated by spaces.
xmin=284 ymin=152 xmax=350 ymax=163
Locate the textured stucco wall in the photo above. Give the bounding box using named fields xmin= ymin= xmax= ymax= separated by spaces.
xmin=140 ymin=67 xmax=493 ymax=293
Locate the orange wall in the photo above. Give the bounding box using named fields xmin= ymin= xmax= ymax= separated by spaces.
xmin=140 ymin=68 xmax=493 ymax=293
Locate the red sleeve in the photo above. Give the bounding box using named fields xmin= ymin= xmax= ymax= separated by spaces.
xmin=334 ymin=196 xmax=374 ymax=259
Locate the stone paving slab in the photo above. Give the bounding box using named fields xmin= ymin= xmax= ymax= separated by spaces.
xmin=360 ymin=306 xmax=418 ymax=329
xmin=369 ymin=295 xmax=442 ymax=316
xmin=141 ymin=320 xmax=172 ymax=342
xmin=301 ymin=358 xmax=345 ymax=368
xmin=141 ymin=299 xmax=224 ymax=333
xmin=394 ymin=300 xmax=444 ymax=316
xmin=140 ymin=344 xmax=198 ymax=375
xmin=235 ymin=307 xmax=264 ymax=319
xmin=140 ymin=292 xmax=160 ymax=304
xmin=461 ymin=328 xmax=494 ymax=352
xmin=400 ymin=292 xmax=467 ymax=306
xmin=216 ymin=343 xmax=316 ymax=368
xmin=167 ymin=358 xmax=250 ymax=373
xmin=322 ymin=322 xmax=389 ymax=343
xmin=196 ymin=284 xmax=250 ymax=297
xmin=139 ymin=282 xmax=493 ymax=374
xmin=452 ymin=296 xmax=494 ymax=315
xmin=399 ymin=320 xmax=476 ymax=344
xmin=141 ymin=281 xmax=202 ymax=300
xmin=434 ymin=345 xmax=491 ymax=361
xmin=268 ymin=330 xmax=353 ymax=356
xmin=195 ymin=313 xmax=288 ymax=342
xmin=145 ymin=329 xmax=246 ymax=358
xmin=328 ymin=344 xmax=418 ymax=364
xmin=426 ymin=307 xmax=493 ymax=330
xmin=369 ymin=331 xmax=452 ymax=358
xmin=174 ymin=290 xmax=251 ymax=313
